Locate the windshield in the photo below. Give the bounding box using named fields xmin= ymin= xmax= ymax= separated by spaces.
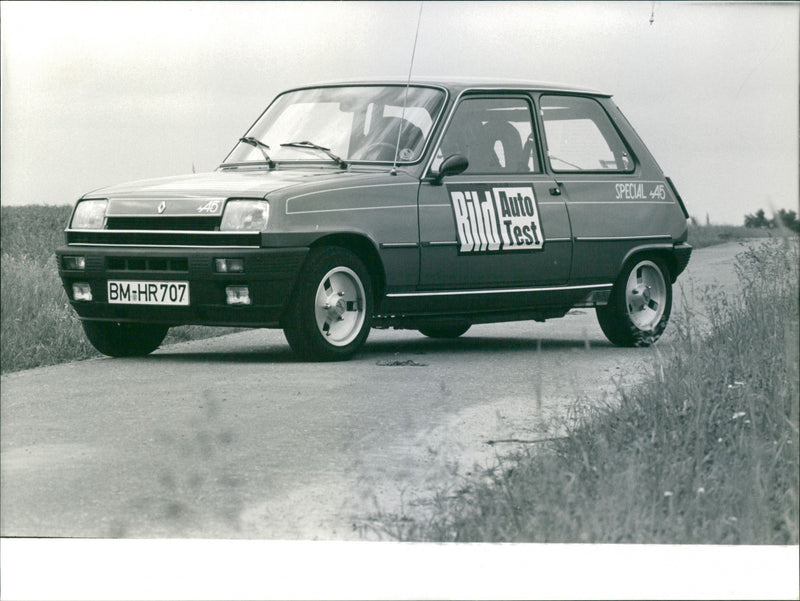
xmin=223 ymin=85 xmax=446 ymax=166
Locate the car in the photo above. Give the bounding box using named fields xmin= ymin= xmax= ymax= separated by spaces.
xmin=56 ymin=79 xmax=692 ymax=360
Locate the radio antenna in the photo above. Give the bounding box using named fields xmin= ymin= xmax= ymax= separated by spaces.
xmin=391 ymin=1 xmax=424 ymax=175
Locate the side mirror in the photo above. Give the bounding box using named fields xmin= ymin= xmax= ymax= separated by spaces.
xmin=429 ymin=153 xmax=468 ymax=185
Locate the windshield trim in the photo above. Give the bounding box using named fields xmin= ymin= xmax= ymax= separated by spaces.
xmin=221 ymin=84 xmax=450 ymax=168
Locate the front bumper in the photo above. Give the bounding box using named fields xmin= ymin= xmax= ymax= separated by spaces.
xmin=56 ymin=245 xmax=308 ymax=327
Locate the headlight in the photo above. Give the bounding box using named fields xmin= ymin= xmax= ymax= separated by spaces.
xmin=71 ymin=199 xmax=108 ymax=230
xmin=220 ymin=200 xmax=270 ymax=231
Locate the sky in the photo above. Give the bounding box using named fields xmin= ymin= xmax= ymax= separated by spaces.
xmin=1 ymin=1 xmax=798 ymax=225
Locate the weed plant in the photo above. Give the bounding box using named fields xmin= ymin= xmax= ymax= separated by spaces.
xmin=363 ymin=238 xmax=799 ymax=543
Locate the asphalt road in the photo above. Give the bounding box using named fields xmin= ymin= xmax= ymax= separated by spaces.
xmin=0 ymin=242 xmax=747 ymax=539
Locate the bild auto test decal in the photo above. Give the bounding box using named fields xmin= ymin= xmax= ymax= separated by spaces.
xmin=447 ymin=184 xmax=544 ymax=253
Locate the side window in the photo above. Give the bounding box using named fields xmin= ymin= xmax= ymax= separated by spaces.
xmin=540 ymin=95 xmax=633 ymax=172
xmin=432 ymin=97 xmax=540 ymax=175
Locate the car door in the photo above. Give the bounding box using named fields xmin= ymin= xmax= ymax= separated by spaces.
xmin=418 ymin=94 xmax=572 ymax=290
xmin=537 ymin=93 xmax=676 ymax=284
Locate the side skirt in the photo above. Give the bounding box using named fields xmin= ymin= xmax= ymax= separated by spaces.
xmin=374 ymin=283 xmax=612 ymax=328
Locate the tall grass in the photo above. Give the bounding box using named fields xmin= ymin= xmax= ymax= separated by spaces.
xmin=1 ymin=253 xmax=99 ymax=371
xmin=2 ymin=205 xmax=73 ymax=259
xmin=1 ymin=206 xmax=92 ymax=371
xmin=1 ymin=205 xmax=240 ymax=374
xmin=361 ymin=238 xmax=799 ymax=543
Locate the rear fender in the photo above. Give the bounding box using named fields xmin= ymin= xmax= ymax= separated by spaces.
xmin=619 ymin=244 xmax=682 ymax=283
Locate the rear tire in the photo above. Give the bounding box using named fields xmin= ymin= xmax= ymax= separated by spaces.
xmin=82 ymin=321 xmax=169 ymax=357
xmin=418 ymin=323 xmax=471 ymax=339
xmin=596 ymin=256 xmax=671 ymax=347
xmin=283 ymin=247 xmax=373 ymax=361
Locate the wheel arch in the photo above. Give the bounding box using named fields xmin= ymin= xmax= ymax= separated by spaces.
xmin=619 ymin=244 xmax=677 ymax=283
xmin=308 ymin=233 xmax=387 ymax=301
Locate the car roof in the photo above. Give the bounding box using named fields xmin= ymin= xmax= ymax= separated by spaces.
xmin=288 ymin=77 xmax=611 ymax=97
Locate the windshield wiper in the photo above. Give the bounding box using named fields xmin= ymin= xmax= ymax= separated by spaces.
xmin=280 ymin=141 xmax=348 ymax=169
xmin=239 ymin=137 xmax=276 ymax=169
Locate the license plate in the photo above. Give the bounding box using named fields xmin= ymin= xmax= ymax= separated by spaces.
xmin=108 ymin=280 xmax=189 ymax=306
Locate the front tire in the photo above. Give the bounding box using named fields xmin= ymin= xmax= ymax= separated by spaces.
xmin=82 ymin=321 xmax=169 ymax=357
xmin=283 ymin=247 xmax=373 ymax=361
xmin=596 ymin=256 xmax=671 ymax=347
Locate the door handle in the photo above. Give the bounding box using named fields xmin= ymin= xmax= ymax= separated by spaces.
xmin=549 ymin=186 xmax=562 ymax=196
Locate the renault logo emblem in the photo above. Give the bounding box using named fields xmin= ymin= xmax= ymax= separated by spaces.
xmin=157 ymin=201 xmax=167 ymax=214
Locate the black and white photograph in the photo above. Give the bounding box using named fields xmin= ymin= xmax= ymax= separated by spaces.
xmin=1 ymin=1 xmax=798 ymax=599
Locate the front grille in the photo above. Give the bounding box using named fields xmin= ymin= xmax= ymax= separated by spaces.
xmin=106 ymin=216 xmax=219 ymax=231
xmin=107 ymin=256 xmax=189 ymax=272
xmin=66 ymin=230 xmax=260 ymax=247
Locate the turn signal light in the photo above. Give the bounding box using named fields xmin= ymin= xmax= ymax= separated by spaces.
xmin=63 ymin=256 xmax=86 ymax=270
xmin=215 ymin=258 xmax=245 ymax=273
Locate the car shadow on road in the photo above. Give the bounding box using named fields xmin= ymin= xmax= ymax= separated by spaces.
xmin=361 ymin=334 xmax=615 ymax=357
xmin=144 ymin=333 xmax=616 ymax=365
xmin=148 ymin=346 xmax=299 ymax=364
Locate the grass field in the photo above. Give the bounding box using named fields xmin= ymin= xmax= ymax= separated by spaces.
xmin=360 ymin=237 xmax=799 ymax=543
xmin=1 ymin=205 xmax=241 ymax=373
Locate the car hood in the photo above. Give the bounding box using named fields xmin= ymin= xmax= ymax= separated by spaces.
xmin=84 ymin=168 xmax=393 ymax=217
xmin=85 ymin=169 xmax=360 ymax=200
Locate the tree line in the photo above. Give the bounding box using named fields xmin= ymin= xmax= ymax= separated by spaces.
xmin=744 ymin=208 xmax=800 ymax=233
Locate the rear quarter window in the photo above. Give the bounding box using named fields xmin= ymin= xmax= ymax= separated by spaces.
xmin=540 ymin=95 xmax=634 ymax=173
